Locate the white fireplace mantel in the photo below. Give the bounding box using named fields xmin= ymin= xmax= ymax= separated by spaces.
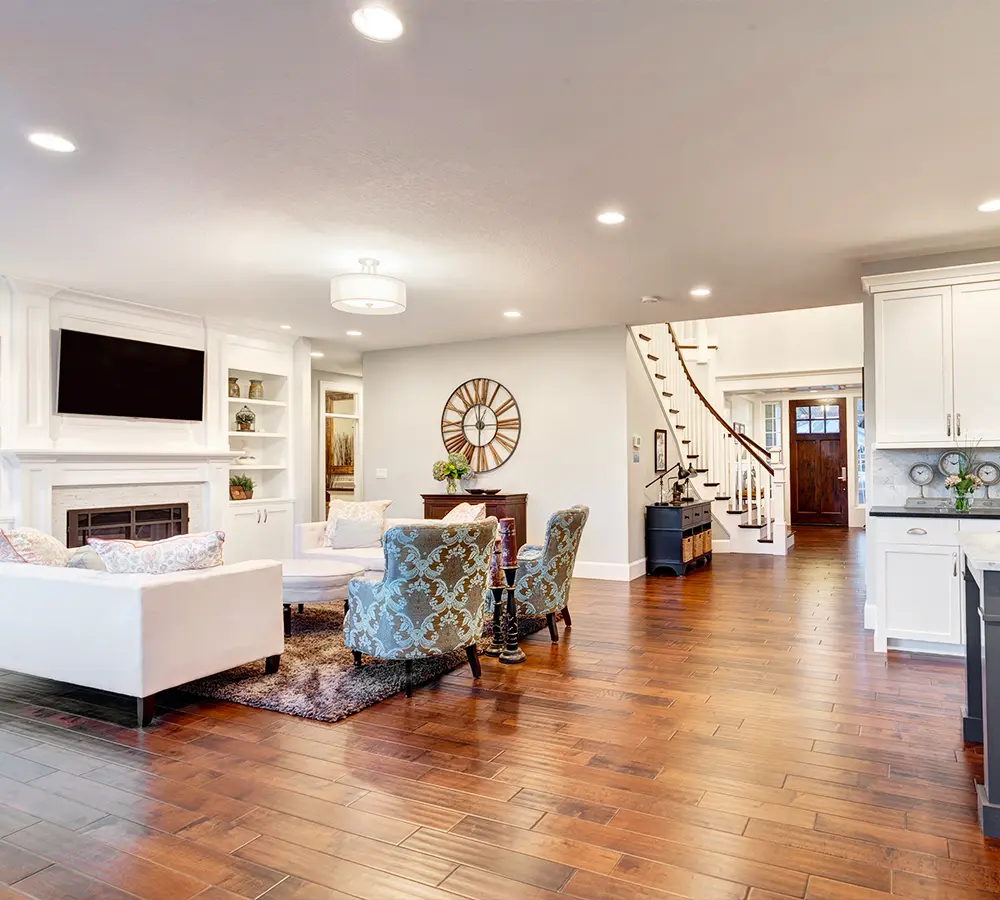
xmin=2 ymin=449 xmax=242 ymax=465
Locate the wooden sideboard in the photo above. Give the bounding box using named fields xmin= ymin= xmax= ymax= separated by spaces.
xmin=421 ymin=493 xmax=528 ymax=547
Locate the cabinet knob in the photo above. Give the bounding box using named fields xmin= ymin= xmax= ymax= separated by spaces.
xmin=906 ymin=527 xmax=927 ymax=535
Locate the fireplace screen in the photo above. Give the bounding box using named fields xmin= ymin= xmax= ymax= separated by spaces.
xmin=67 ymin=504 xmax=189 ymax=548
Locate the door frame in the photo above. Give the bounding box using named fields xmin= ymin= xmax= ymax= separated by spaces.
xmin=316 ymin=379 xmax=363 ymax=517
xmin=789 ymin=397 xmax=849 ymax=526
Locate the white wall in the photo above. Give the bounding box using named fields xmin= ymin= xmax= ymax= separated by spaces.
xmin=706 ymin=304 xmax=863 ymax=379
xmin=626 ymin=334 xmax=673 ymax=571
xmin=362 ymin=327 xmax=631 ymax=578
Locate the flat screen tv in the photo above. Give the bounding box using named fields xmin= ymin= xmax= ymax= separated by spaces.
xmin=56 ymin=329 xmax=205 ymax=421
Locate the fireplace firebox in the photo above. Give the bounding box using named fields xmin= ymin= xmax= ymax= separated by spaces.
xmin=67 ymin=504 xmax=190 ymax=549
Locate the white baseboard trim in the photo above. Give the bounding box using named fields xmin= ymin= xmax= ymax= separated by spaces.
xmin=573 ymin=560 xmax=632 ymax=581
xmin=628 ymin=558 xmax=647 ymax=581
xmin=886 ymin=638 xmax=964 ymax=658
xmin=863 ymin=603 xmax=877 ymax=631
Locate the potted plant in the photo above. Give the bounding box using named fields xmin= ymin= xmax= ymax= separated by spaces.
xmin=945 ymin=443 xmax=983 ymax=512
xmin=230 ymin=473 xmax=255 ymax=501
xmin=432 ymin=452 xmax=471 ymax=495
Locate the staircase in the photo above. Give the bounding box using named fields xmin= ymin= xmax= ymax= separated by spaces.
xmin=631 ymin=323 xmax=794 ymax=556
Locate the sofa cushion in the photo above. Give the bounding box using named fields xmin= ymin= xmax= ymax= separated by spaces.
xmin=89 ymin=531 xmax=226 ymax=575
xmin=67 ymin=545 xmax=107 ymax=571
xmin=324 ymin=500 xmax=392 ymax=550
xmin=301 ymin=545 xmax=385 ymax=573
xmin=442 ymin=502 xmax=486 ymax=524
xmin=0 ymin=528 xmax=72 ymax=567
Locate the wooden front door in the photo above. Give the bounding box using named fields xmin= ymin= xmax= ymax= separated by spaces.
xmin=789 ymin=399 xmax=849 ymax=526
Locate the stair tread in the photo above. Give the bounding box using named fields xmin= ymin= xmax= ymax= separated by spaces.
xmin=695 ymin=468 xmax=708 ymax=473
xmin=675 ymin=425 xmax=686 ymax=429
xmin=704 ymin=482 xmax=720 ymax=487
xmin=714 ymin=495 xmax=732 ymax=501
xmin=654 ymin=373 xmax=666 ymax=380
xmin=668 ymin=409 xmax=680 ymax=414
xmin=661 ymin=392 xmax=673 ymax=397
xmin=758 ymin=538 xmax=774 ymax=544
xmin=681 ymin=440 xmax=691 ymax=444
xmin=686 ymin=454 xmax=699 ymax=459
xmin=638 ymin=333 xmax=652 ymax=341
xmin=647 ymin=354 xmax=659 ymax=362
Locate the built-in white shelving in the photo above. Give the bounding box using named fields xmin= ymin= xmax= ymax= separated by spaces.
xmin=227 ymin=431 xmax=286 ymax=438
xmin=227 ymin=397 xmax=287 ymax=408
xmin=227 ymin=369 xmax=291 ymax=505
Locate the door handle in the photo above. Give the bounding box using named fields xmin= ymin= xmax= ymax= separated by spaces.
xmin=837 ymin=466 xmax=848 ymax=482
xmin=957 ymin=413 xmax=962 ymax=437
xmin=947 ymin=413 xmax=952 ymax=437
xmin=264 ymin=509 xmax=268 ymax=524
xmin=906 ymin=527 xmax=927 ymax=535
xmin=257 ymin=510 xmax=261 ymax=524
xmin=954 ymin=553 xmax=958 ymax=577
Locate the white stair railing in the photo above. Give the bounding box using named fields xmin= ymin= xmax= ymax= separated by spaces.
xmin=631 ymin=322 xmax=778 ymax=547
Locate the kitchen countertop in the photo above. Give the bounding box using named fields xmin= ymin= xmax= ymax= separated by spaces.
xmin=870 ymin=505 xmax=1000 ymax=520
xmin=960 ymin=533 xmax=1000 ymax=575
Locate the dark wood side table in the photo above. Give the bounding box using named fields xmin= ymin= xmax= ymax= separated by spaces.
xmin=645 ymin=501 xmax=713 ymax=576
xmin=421 ymin=493 xmax=528 ymax=547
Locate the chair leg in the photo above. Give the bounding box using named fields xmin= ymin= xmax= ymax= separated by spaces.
xmin=465 ymin=644 xmax=482 ymax=678
xmin=404 ymin=660 xmax=413 ymax=698
xmin=265 ymin=654 xmax=281 ymax=674
xmin=298 ymin=603 xmax=304 ymax=613
xmin=562 ymin=605 xmax=572 ymax=627
xmin=282 ymin=604 xmax=291 ymax=637
xmin=352 ymin=650 xmax=363 ymax=669
xmin=546 ymin=612 xmax=559 ymax=643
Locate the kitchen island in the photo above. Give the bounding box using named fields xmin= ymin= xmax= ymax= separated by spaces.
xmin=959 ymin=532 xmax=1000 ymax=838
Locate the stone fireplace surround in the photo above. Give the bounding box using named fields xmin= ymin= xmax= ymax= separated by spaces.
xmin=0 ymin=449 xmax=239 ymax=541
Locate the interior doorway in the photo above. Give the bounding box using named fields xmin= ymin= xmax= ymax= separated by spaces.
xmin=789 ymin=399 xmax=849 ymax=526
xmin=319 ymin=385 xmax=361 ymax=517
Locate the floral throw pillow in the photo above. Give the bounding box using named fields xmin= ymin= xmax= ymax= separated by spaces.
xmin=324 ymin=499 xmax=392 ymax=550
xmin=88 ymin=531 xmax=225 ymax=575
xmin=442 ymin=502 xmax=487 ymax=524
xmin=0 ymin=528 xmax=72 ymax=567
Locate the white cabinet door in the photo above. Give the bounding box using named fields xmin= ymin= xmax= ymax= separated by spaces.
xmin=258 ymin=502 xmax=293 ymax=560
xmin=874 ymin=286 xmax=953 ymax=446
xmin=951 ymin=280 xmax=1000 ymax=444
xmin=881 ymin=543 xmax=961 ymax=644
xmin=224 ymin=505 xmax=264 ymax=564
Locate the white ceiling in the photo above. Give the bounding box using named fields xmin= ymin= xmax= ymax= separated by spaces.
xmin=4 ymin=0 xmax=1000 ymax=373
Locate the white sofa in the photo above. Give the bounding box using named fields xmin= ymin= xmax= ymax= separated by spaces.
xmin=295 ymin=518 xmax=432 ymax=572
xmin=0 ymin=560 xmax=283 ymax=727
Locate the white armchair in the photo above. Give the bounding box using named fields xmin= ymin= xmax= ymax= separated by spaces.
xmin=295 ymin=518 xmax=434 ymax=573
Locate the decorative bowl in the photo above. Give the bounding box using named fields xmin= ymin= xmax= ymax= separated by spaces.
xmin=483 ymin=488 xmax=501 ymax=495
xmin=467 ymin=488 xmax=486 ymax=495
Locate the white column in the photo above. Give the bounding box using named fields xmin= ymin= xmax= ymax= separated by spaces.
xmin=291 ymin=338 xmax=313 ymax=524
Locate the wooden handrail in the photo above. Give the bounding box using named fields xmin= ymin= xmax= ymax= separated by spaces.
xmin=665 ymin=323 xmax=774 ymax=476
xmin=740 ymin=432 xmax=772 ymax=458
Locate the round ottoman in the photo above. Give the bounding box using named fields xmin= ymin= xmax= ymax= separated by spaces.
xmin=281 ymin=560 xmax=365 ymax=636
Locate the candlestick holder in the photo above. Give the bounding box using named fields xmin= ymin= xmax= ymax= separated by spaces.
xmin=485 ymin=537 xmax=505 ymax=657
xmin=499 ymin=564 xmax=526 ymax=664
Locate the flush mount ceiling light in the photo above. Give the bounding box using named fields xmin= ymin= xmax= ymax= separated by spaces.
xmin=352 ymin=5 xmax=403 ymax=41
xmin=310 ymin=351 xmax=325 ymax=358
xmin=979 ymin=199 xmax=1000 ymax=212
xmin=597 ymin=211 xmax=626 ymax=225
xmin=689 ymin=286 xmax=712 ymax=299
xmin=346 ymin=330 xmax=363 ymax=336
xmin=503 ymin=310 xmax=522 ymax=318
xmin=331 ymin=258 xmax=407 ymax=315
xmin=27 ymin=131 xmax=76 ymax=153
xmin=641 ymin=295 xmax=662 ymax=304
xmin=279 ymin=324 xmax=291 ymax=330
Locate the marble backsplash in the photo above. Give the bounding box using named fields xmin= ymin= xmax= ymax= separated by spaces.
xmin=870 ymin=447 xmax=1000 ymax=506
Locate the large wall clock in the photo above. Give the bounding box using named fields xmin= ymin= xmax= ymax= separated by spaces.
xmin=441 ymin=378 xmax=520 ymax=472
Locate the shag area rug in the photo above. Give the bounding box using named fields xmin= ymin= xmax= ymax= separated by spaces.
xmin=183 ymin=605 xmax=546 ymax=723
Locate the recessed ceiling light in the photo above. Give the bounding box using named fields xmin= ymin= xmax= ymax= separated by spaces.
xmin=346 ymin=330 xmax=363 ymax=336
xmin=689 ymin=286 xmax=712 ymax=298
xmin=279 ymin=324 xmax=292 ymax=330
xmin=979 ymin=199 xmax=1000 ymax=212
xmin=310 ymin=351 xmax=325 ymax=358
xmin=352 ymin=6 xmax=403 ymax=42
xmin=503 ymin=311 xmax=522 ymax=318
xmin=27 ymin=132 xmax=76 ymax=153
xmin=597 ymin=211 xmax=626 ymax=225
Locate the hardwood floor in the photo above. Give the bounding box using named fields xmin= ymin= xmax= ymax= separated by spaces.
xmin=0 ymin=526 xmax=995 ymax=899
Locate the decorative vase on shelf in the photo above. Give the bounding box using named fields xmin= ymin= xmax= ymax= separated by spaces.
xmin=235 ymin=405 xmax=256 ymax=432
xmin=953 ymin=491 xmax=973 ymax=513
xmin=446 ymin=478 xmax=458 ymax=495
xmin=228 ymin=377 xmax=240 ymax=398
xmin=248 ymin=379 xmax=264 ymax=401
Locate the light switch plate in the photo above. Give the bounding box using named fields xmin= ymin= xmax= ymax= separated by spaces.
xmin=376 ymin=468 xmax=388 ymax=479
xmin=632 ymin=435 xmax=642 ymax=450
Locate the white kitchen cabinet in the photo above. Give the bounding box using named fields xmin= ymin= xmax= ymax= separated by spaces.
xmin=951 ymin=281 xmax=1000 ymax=444
xmin=880 ymin=542 xmax=961 ymax=645
xmin=873 ymin=286 xmax=953 ymax=447
xmin=225 ymin=500 xmax=293 ymax=563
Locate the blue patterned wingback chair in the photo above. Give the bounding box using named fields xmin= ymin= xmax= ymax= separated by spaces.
xmin=344 ymin=518 xmax=498 ymax=696
xmin=515 ymin=505 xmax=589 ymax=643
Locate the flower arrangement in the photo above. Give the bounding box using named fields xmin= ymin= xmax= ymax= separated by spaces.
xmin=945 ymin=444 xmax=982 ymax=512
xmin=432 ymin=452 xmax=471 ymax=494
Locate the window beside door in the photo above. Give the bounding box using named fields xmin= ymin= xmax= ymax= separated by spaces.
xmin=764 ymin=402 xmax=782 ymax=450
